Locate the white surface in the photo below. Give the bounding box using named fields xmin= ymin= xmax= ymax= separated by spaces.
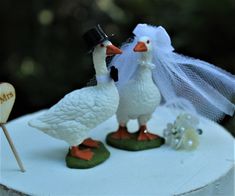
xmin=0 ymin=107 xmax=234 ymax=196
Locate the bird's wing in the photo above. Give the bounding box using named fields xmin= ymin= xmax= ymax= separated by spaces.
xmin=48 ymin=120 xmax=88 ymax=145
xmin=37 ymin=87 xmax=96 ymax=125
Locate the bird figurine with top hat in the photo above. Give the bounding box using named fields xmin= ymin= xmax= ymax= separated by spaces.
xmin=28 ymin=24 xmax=122 ymax=169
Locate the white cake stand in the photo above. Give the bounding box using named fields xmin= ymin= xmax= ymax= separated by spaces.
xmin=0 ymin=107 xmax=234 ymax=196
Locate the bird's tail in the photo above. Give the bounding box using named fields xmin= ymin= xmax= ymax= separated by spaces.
xmin=28 ymin=118 xmax=50 ymax=130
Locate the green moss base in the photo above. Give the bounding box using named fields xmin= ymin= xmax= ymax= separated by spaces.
xmin=66 ymin=142 xmax=110 ymax=169
xmin=106 ymin=132 xmax=165 ymax=151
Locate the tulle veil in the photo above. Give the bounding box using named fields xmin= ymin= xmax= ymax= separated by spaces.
xmin=108 ymin=24 xmax=235 ymax=121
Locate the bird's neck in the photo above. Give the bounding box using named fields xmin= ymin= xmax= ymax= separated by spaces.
xmin=136 ymin=52 xmax=153 ymax=77
xmin=92 ymin=50 xmax=110 ymax=84
xmin=140 ymin=52 xmax=152 ymax=63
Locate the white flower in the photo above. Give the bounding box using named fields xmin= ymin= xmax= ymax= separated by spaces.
xmin=163 ymin=113 xmax=201 ymax=151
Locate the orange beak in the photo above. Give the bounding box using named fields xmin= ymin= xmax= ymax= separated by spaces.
xmin=133 ymin=42 xmax=147 ymax=52
xmin=106 ymin=45 xmax=122 ymax=56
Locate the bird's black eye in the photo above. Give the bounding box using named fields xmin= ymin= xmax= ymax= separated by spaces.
xmin=100 ymin=43 xmax=104 ymax=47
xmin=147 ymin=40 xmax=150 ymax=44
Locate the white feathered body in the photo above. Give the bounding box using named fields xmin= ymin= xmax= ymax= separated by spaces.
xmin=116 ymin=65 xmax=161 ymax=124
xmin=29 ymin=82 xmax=119 ymax=146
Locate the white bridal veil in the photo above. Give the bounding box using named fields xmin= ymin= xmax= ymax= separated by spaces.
xmin=109 ymin=24 xmax=235 ymax=121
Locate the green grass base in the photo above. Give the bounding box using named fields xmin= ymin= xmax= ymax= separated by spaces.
xmin=106 ymin=132 xmax=165 ymax=151
xmin=66 ymin=142 xmax=110 ymax=169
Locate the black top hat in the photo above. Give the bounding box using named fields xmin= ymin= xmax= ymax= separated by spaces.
xmin=83 ymin=24 xmax=109 ymax=51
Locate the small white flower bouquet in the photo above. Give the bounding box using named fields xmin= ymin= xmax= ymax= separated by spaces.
xmin=163 ymin=113 xmax=202 ymax=150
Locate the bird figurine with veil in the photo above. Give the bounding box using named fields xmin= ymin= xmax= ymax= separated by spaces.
xmin=106 ymin=23 xmax=235 ymax=151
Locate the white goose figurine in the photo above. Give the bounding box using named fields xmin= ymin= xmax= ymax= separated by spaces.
xmin=110 ymin=23 xmax=235 ymax=143
xmin=29 ymin=27 xmax=122 ymax=161
xmin=111 ymin=36 xmax=161 ymax=140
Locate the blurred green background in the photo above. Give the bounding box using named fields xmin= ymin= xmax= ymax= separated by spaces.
xmin=1 ymin=0 xmax=235 ymax=135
